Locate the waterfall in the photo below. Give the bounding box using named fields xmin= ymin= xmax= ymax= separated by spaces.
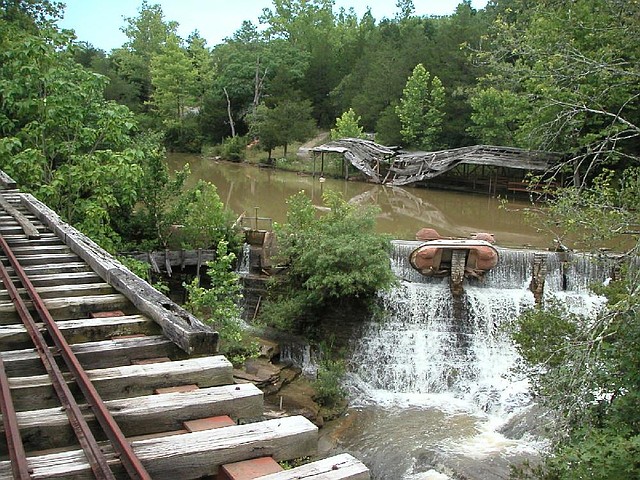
xmin=348 ymin=242 xmax=610 ymax=415
xmin=237 ymin=243 xmax=251 ymax=275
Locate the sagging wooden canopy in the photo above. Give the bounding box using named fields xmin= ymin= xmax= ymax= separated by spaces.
xmin=311 ymin=138 xmax=562 ymax=186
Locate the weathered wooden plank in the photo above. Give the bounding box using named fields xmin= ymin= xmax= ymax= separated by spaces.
xmin=7 ymin=355 xmax=234 ymax=411
xmin=0 ymin=283 xmax=116 ymax=303
xmin=0 ymin=224 xmax=46 ymax=236
xmin=6 ymin=244 xmax=70 ymax=255
xmin=1 ymin=335 xmax=181 ymax=376
xmin=0 ymin=293 xmax=133 ymax=324
xmin=10 ymin=253 xmax=80 ymax=265
xmin=259 ymin=454 xmax=370 ymax=480
xmin=0 ymin=384 xmax=263 ymax=451
xmin=0 ymin=315 xmax=159 ymax=351
xmin=0 ymin=416 xmax=318 ymax=480
xmin=0 ymin=194 xmax=40 ymax=239
xmin=126 ymin=250 xmax=216 ymax=272
xmin=20 ymin=193 xmax=219 ymax=355
xmin=8 ymin=262 xmax=92 ymax=276
xmin=16 ymin=271 xmax=103 ymax=288
xmin=2 ymin=233 xmax=59 ymax=247
xmin=0 ymin=171 xmax=17 ymax=188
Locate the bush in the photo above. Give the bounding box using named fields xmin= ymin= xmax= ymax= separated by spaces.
xmin=184 ymin=240 xmax=258 ymax=365
xmin=259 ymin=190 xmax=396 ymax=333
xmin=220 ymin=135 xmax=247 ymax=162
xmin=313 ymin=359 xmax=346 ymax=407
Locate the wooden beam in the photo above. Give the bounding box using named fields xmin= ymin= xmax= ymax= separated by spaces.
xmin=0 ymin=170 xmax=17 ymax=188
xmin=1 ymin=335 xmax=181 ymax=376
xmin=1 ymin=384 xmax=263 ymax=451
xmin=0 ymin=283 xmax=116 ymax=303
xmin=0 ymin=315 xmax=161 ymax=351
xmin=7 ymin=355 xmax=234 ymax=411
xmin=259 ymin=454 xmax=370 ymax=480
xmin=0 ymin=194 xmax=40 ymax=239
xmin=10 ymin=253 xmax=80 ymax=265
xmin=0 ymin=416 xmax=318 ymax=480
xmin=12 ymin=271 xmax=103 ymax=288
xmin=0 ymin=293 xmax=133 ymax=324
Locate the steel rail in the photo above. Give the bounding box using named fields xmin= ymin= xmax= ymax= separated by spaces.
xmin=0 ymin=233 xmax=152 ymax=480
xmin=0 ymin=242 xmax=116 ymax=479
xmin=0 ymin=355 xmax=32 ymax=479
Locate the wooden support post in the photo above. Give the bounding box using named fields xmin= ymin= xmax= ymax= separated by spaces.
xmin=529 ymin=253 xmax=546 ymax=305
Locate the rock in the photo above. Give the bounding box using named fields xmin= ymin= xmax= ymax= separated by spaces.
xmin=233 ymin=357 xmax=285 ymax=390
xmin=259 ymin=338 xmax=280 ymax=360
xmin=266 ymin=376 xmax=324 ymax=427
xmin=499 ymin=404 xmax=555 ymax=440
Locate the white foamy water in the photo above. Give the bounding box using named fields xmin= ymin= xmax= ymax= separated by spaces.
xmin=335 ymin=243 xmax=612 ymax=479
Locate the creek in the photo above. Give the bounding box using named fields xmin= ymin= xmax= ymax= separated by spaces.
xmin=168 ymin=154 xmax=609 ymax=479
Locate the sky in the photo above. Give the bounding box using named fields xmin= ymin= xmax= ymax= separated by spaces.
xmin=58 ymin=0 xmax=489 ymax=52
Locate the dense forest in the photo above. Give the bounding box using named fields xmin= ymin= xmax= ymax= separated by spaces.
xmin=2 ymin=1 xmax=640 ymax=479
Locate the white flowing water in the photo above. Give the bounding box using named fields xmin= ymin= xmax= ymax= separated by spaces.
xmin=332 ymin=243 xmax=612 ymax=479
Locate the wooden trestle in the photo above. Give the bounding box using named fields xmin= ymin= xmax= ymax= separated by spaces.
xmin=0 ymin=173 xmax=369 ymax=479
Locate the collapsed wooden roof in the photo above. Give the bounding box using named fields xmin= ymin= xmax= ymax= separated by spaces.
xmin=311 ymin=139 xmax=561 ymax=186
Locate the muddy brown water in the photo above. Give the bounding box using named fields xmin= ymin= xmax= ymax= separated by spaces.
xmin=166 ymin=153 xmax=552 ymax=249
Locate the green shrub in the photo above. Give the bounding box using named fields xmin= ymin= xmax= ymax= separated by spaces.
xmin=184 ymin=240 xmax=258 ymax=365
xmin=313 ymin=359 xmax=346 ymax=407
xmin=220 ymin=136 xmax=247 ymax=162
xmin=259 ymin=190 xmax=396 ymax=333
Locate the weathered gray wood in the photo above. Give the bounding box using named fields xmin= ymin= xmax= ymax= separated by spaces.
xmin=0 ymin=293 xmax=133 ymax=323
xmin=4 ymin=245 xmax=70 ymax=257
xmin=0 ymin=416 xmax=318 ymax=479
xmin=313 ymin=139 xmax=561 ymax=187
xmin=8 ymin=355 xmax=234 ymax=411
xmin=2 ymin=233 xmax=59 ymax=247
xmin=259 ymin=454 xmax=370 ymax=480
xmin=126 ymin=250 xmax=217 ymax=273
xmin=0 ymin=283 xmax=116 ymax=303
xmin=0 ymin=194 xmax=40 ymax=239
xmin=1 ymin=335 xmax=181 ymax=376
xmin=10 ymin=261 xmax=92 ymax=276
xmin=15 ymin=271 xmax=103 ymax=288
xmin=11 ymin=253 xmax=80 ymax=265
xmin=0 ymin=384 xmax=263 ymax=451
xmin=0 ymin=315 xmax=160 ymax=351
xmin=0 ymin=171 xmax=17 ymax=188
xmin=20 ymin=193 xmax=219 ymax=355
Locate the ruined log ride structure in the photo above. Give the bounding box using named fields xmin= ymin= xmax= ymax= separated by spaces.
xmin=408 ymin=229 xmax=499 ymax=297
xmin=0 ymin=172 xmax=369 ymax=480
xmin=310 ymin=138 xmax=561 ymax=195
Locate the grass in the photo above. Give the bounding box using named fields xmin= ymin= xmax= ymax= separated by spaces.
xmin=203 ymin=132 xmax=350 ymax=179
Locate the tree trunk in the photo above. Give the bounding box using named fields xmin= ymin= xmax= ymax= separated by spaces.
xmin=223 ymin=87 xmax=236 ymax=138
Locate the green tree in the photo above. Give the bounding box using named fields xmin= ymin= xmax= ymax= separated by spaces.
xmin=330 ymin=108 xmax=365 ymax=140
xmin=396 ymin=63 xmax=445 ymax=150
xmin=467 ymin=87 xmax=524 ymax=145
xmin=249 ymin=99 xmax=316 ymax=162
xmin=149 ymin=33 xmax=200 ymax=149
xmin=116 ymin=1 xmax=178 ymax=111
xmin=261 ymin=190 xmax=396 ymax=333
xmin=0 ymin=14 xmax=145 ymax=250
xmin=174 ymin=181 xmax=242 ymax=252
xmin=476 ymin=0 xmax=640 ymax=186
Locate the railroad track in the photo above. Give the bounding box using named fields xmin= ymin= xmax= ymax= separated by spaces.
xmin=0 ymin=177 xmax=369 ymax=480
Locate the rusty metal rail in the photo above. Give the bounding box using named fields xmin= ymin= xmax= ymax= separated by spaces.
xmin=0 ymin=354 xmax=30 ymax=479
xmin=0 ymin=232 xmax=152 ymax=479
